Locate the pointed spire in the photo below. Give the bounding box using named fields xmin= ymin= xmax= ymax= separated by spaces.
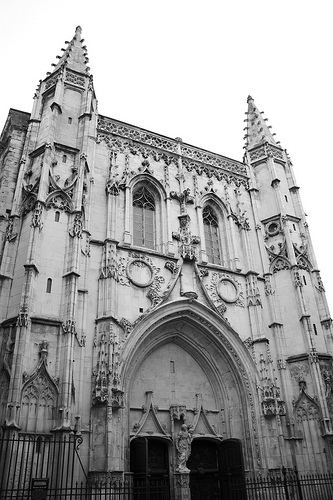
xmin=47 ymin=26 xmax=90 ymax=76
xmin=244 ymin=96 xmax=278 ymax=150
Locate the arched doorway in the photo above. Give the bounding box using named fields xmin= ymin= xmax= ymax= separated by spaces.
xmin=130 ymin=437 xmax=170 ymax=499
xmin=121 ymin=301 xmax=260 ymax=494
xmin=187 ymin=439 xmax=246 ymax=500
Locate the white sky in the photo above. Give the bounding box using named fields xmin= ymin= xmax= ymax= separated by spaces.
xmin=1 ymin=1 xmax=332 ymax=312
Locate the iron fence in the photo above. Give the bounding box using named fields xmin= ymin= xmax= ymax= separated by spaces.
xmin=1 ymin=432 xmax=333 ymax=499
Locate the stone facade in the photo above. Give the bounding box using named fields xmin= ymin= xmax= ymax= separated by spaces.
xmin=0 ymin=26 xmax=333 ymax=495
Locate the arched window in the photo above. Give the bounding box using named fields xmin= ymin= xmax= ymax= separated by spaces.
xmin=203 ymin=205 xmax=222 ymax=265
xmin=46 ymin=278 xmax=52 ymax=293
xmin=133 ymin=186 xmax=155 ymax=249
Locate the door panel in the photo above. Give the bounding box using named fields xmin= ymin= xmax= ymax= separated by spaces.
xmin=130 ymin=437 xmax=170 ymax=500
xmin=188 ymin=439 xmax=246 ymax=500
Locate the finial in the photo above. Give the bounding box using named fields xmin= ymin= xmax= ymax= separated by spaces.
xmin=75 ymin=26 xmax=82 ymax=41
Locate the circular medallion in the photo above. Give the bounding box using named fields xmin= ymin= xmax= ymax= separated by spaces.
xmin=267 ymin=221 xmax=280 ymax=236
xmin=126 ymin=259 xmax=155 ymax=287
xmin=217 ymin=278 xmax=239 ymax=303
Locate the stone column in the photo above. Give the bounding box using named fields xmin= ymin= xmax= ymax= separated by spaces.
xmin=174 ymin=472 xmax=191 ymax=500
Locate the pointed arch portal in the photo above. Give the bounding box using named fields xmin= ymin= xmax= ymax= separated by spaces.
xmin=122 ymin=299 xmax=260 ymax=495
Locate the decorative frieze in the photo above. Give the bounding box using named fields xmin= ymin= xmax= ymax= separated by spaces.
xmin=96 ymin=120 xmax=249 ymax=188
xmin=97 ymin=118 xmax=178 ymax=153
xmin=44 ymin=71 xmax=60 ymax=91
xmin=249 ymin=143 xmax=284 ymax=163
xmin=65 ymin=70 xmax=85 ymax=88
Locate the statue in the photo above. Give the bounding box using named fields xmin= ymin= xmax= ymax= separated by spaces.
xmin=176 ymin=424 xmax=194 ymax=472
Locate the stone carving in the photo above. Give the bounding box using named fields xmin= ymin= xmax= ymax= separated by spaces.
xmin=97 ymin=134 xmax=177 ymax=169
xmin=97 ymin=118 xmax=178 ymax=153
xmin=92 ymin=326 xmax=124 ymax=408
xmin=181 ymin=144 xmax=246 ymax=176
xmin=46 ymin=193 xmax=72 ymax=212
xmin=62 ymin=319 xmax=86 ymax=346
xmin=290 ymin=362 xmax=310 ymax=383
xmin=183 ymin=158 xmax=248 ymax=188
xmin=20 ymin=341 xmax=59 ymax=430
xmin=170 ymin=405 xmax=187 ymax=421
xmin=118 ymin=318 xmax=133 ymax=337
xmin=126 ymin=258 xmax=155 ymax=287
xmin=138 ymin=159 xmax=154 ymax=175
xmin=257 ymin=350 xmax=285 ymax=417
xmin=44 ymin=71 xmax=60 ymax=91
xmin=264 ymin=275 xmax=274 ymax=295
xmin=175 ymin=473 xmax=190 ymax=500
xmin=5 ymin=218 xmax=18 ymax=241
xmin=248 ymin=143 xmax=284 ymax=163
xmin=165 ymin=261 xmax=180 ymax=274
xmin=246 ymin=275 xmax=262 ymax=307
xmin=205 ymin=272 xmax=244 ymax=313
xmin=69 ymin=213 xmax=83 ymax=238
xmin=170 ymin=188 xmax=194 ymax=214
xmin=295 ymin=398 xmax=320 ymax=422
xmin=63 ymin=166 xmax=79 ymax=190
xmin=96 ymin=124 xmax=248 ymax=188
xmin=293 ymin=268 xmax=303 ymax=288
xmin=16 ymin=307 xmax=30 ymax=328
xmin=100 ymin=246 xmax=128 ymax=284
xmin=258 ymin=383 xmax=286 ymax=417
xmin=65 ymin=70 xmax=85 ymax=88
xmin=31 ymin=201 xmax=44 ymax=230
xmin=147 ymin=275 xmax=165 ymax=307
xmin=309 ymin=348 xmax=319 ymax=364
xmin=46 ymin=171 xmax=76 ymax=212
xmin=277 ymin=359 xmax=286 ymax=370
xmin=172 ymin=214 xmax=200 ymax=261
xmin=176 ymin=424 xmax=194 ymax=473
xmin=315 ymin=272 xmax=325 ymax=292
xmin=272 ymin=257 xmax=290 ymax=273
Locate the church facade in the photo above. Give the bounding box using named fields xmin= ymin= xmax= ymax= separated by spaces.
xmin=0 ymin=26 xmax=333 ymax=497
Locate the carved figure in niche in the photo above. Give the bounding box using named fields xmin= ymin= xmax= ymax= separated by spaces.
xmin=176 ymin=424 xmax=194 ymax=472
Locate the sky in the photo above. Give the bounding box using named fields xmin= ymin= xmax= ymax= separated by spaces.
xmin=1 ymin=0 xmax=332 ymax=311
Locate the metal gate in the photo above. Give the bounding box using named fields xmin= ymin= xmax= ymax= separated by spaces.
xmin=0 ymin=431 xmax=83 ymax=499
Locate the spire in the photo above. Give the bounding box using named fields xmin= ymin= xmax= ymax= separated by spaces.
xmin=47 ymin=26 xmax=90 ymax=76
xmin=244 ymin=96 xmax=279 ymax=150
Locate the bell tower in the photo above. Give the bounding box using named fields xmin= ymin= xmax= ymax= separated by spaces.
xmin=245 ymin=96 xmax=333 ymax=465
xmin=0 ymin=26 xmax=97 ymax=432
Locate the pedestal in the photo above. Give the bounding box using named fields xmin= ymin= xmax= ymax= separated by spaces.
xmin=174 ymin=471 xmax=191 ymax=500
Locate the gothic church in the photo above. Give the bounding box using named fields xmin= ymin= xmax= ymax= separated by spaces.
xmin=0 ymin=26 xmax=333 ymax=498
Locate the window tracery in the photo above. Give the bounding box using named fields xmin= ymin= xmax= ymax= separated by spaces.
xmin=203 ymin=205 xmax=222 ymax=265
xmin=133 ymin=186 xmax=156 ymax=250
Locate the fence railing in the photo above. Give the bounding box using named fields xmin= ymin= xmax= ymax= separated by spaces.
xmin=1 ymin=433 xmax=333 ymax=499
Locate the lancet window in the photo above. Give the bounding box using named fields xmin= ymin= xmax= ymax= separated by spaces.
xmin=133 ymin=186 xmax=155 ymax=249
xmin=203 ymin=205 xmax=222 ymax=265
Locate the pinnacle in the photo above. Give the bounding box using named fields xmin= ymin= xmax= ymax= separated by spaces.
xmin=244 ymin=96 xmax=280 ymax=150
xmin=45 ymin=26 xmax=90 ymax=78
